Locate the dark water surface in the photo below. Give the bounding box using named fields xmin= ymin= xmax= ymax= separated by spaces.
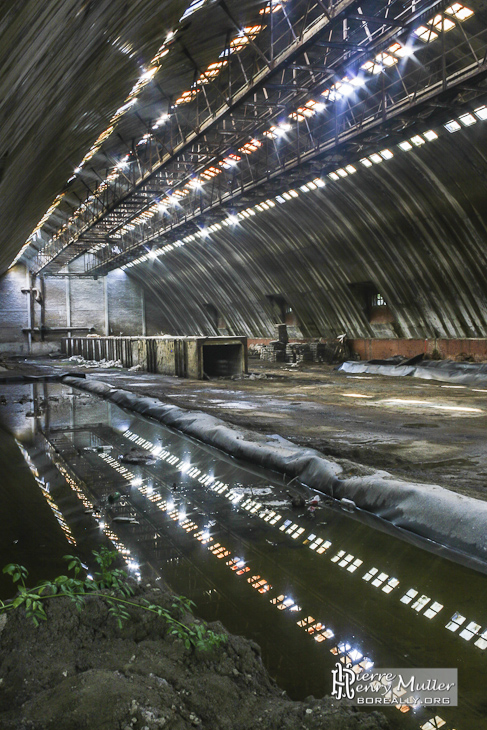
xmin=1 ymin=381 xmax=486 ymax=730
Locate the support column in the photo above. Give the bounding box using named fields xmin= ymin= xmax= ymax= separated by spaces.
xmin=65 ymin=276 xmax=71 ymax=337
xmin=104 ymin=276 xmax=109 ymax=335
xmin=141 ymin=288 xmax=147 ymax=336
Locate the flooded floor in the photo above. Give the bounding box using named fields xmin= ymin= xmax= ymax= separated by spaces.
xmin=1 ymin=380 xmax=487 ymax=730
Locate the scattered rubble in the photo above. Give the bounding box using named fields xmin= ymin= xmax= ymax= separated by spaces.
xmin=67 ymin=355 xmax=123 ymax=368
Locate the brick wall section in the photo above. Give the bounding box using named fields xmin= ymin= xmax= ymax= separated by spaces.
xmin=349 ymin=338 xmax=487 ymax=362
xmin=248 ymin=337 xmax=487 ymax=361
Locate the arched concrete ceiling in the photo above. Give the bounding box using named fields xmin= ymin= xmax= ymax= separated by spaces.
xmin=132 ymin=122 xmax=487 ymax=339
xmin=0 ymin=0 xmax=254 ymax=272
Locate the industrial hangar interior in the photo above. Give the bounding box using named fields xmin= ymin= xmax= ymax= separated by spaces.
xmin=2 ymin=0 xmax=487 ymax=729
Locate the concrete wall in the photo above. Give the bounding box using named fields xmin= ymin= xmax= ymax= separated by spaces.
xmin=0 ymin=265 xmax=30 ymax=354
xmin=62 ymin=336 xmax=248 ymax=378
xmin=0 ymin=262 xmax=145 ymax=356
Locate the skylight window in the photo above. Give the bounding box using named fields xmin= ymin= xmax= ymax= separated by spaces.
xmin=474 ymin=105 xmax=487 ymax=120
xmin=369 ymin=153 xmax=383 ymax=164
xmin=444 ymin=120 xmax=461 ymax=132
xmin=388 ymin=42 xmax=410 ymax=58
xmin=336 ymin=168 xmax=348 ymax=178
xmin=459 ymin=112 xmax=476 ymax=126
xmin=410 ymin=135 xmax=425 ymax=146
xmin=445 ymin=3 xmax=474 ymax=20
xmin=360 ymin=158 xmax=373 ymax=167
xmin=380 ymin=149 xmax=393 ymax=159
xmin=345 ymin=165 xmax=356 ymax=174
xmin=328 ymin=172 xmax=339 ymax=181
xmin=414 ymin=25 xmax=439 ymax=42
xmin=180 ymin=0 xmax=208 ymax=21
xmin=239 ymin=139 xmax=262 ymax=154
xmin=313 ymin=177 xmax=326 ymax=187
xmin=220 ymin=153 xmax=241 ymax=169
xmin=429 ymin=14 xmax=456 ymax=31
xmin=423 ymin=129 xmax=438 ymax=141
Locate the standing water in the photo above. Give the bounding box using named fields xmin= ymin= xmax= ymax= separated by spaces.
xmin=0 ymin=381 xmax=486 ymax=730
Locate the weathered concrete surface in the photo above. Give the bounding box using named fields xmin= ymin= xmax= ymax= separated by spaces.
xmin=13 ymin=357 xmax=484 ymax=502
xmin=0 ymin=264 xmax=145 ymax=353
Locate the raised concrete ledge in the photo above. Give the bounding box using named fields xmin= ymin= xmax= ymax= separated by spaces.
xmin=63 ymin=375 xmax=487 ymax=573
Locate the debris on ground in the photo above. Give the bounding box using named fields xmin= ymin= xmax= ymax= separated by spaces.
xmin=0 ymin=585 xmax=388 ymax=730
xmin=67 ymin=356 xmax=123 ymax=368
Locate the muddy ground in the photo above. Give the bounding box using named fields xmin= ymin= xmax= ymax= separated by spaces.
xmin=10 ymin=356 xmax=487 ymax=502
xmin=0 ymin=584 xmax=388 ymax=730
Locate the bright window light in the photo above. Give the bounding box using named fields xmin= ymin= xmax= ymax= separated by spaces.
xmin=380 ymin=149 xmax=393 ymax=159
xmin=336 ymin=168 xmax=348 ymax=177
xmin=345 ymin=165 xmax=356 ymax=174
xmin=300 ymin=184 xmax=311 ymax=191
xmin=399 ymin=141 xmax=413 ymax=151
xmin=276 ymin=195 xmax=286 ymax=203
xmin=411 ymin=135 xmax=425 ymax=146
xmin=429 ymin=14 xmax=456 ymax=31
xmin=360 ymin=158 xmax=373 ymax=167
xmin=423 ymin=129 xmax=438 ymax=141
xmin=459 ymin=112 xmax=476 ymax=126
xmin=445 ymin=3 xmax=474 ymax=20
xmin=474 ymin=105 xmax=487 ymax=120
xmin=414 ymin=25 xmax=438 ymax=42
xmin=313 ymin=177 xmax=326 ymax=187
xmin=289 ymin=189 xmax=298 ymax=197
xmin=282 ymin=192 xmax=292 ymax=200
xmin=369 ymin=153 xmax=382 ymax=164
xmin=388 ymin=42 xmax=412 ymax=58
xmin=328 ymin=172 xmax=340 ymax=181
xmin=444 ymin=119 xmax=461 ymax=132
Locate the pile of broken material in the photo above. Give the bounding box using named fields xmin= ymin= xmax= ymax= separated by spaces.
xmin=0 ymin=584 xmax=388 ymax=730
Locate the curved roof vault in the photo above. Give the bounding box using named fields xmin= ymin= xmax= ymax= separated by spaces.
xmin=132 ymin=121 xmax=487 ymax=339
xmin=2 ymin=0 xmax=487 ymax=339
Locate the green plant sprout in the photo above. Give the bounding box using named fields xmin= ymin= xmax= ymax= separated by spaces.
xmin=1 ymin=547 xmax=226 ymax=653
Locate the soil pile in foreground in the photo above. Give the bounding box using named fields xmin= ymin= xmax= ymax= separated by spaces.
xmin=0 ymin=585 xmax=388 ymax=730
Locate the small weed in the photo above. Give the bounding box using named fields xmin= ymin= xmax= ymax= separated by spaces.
xmin=1 ymin=548 xmax=226 ymax=651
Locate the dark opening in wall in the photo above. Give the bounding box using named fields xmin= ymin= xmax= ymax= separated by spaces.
xmin=266 ymin=295 xmax=299 ymax=326
xmin=204 ymin=304 xmax=229 ymax=334
xmin=203 ymin=343 xmax=242 ymax=377
xmin=349 ymin=282 xmax=394 ymax=324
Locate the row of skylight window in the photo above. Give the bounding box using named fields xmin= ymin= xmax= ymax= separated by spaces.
xmin=119 ymin=99 xmax=487 ymax=268
xmin=24 ymin=3 xmax=476 ymax=267
xmin=20 ymin=3 xmax=473 ymax=263
xmin=16 ymin=3 xmax=275 ymax=263
xmin=20 ymin=2 xmax=474 ymax=265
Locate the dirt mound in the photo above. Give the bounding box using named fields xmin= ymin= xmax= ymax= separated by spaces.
xmin=0 ymin=585 xmax=388 ymax=730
